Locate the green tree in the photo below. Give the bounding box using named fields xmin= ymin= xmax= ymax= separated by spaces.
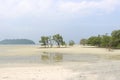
xmin=83 ymin=29 xmax=120 ymax=49
xmin=39 ymin=36 xmax=49 ymax=48
xmin=101 ymin=34 xmax=112 ymax=48
xmin=61 ymin=41 xmax=67 ymax=47
xmin=87 ymin=35 xmax=101 ymax=47
xmin=80 ymin=39 xmax=87 ymax=46
xmin=69 ymin=40 xmax=75 ymax=46
xmin=96 ymin=35 xmax=102 ymax=47
xmin=87 ymin=36 xmax=95 ymax=45
xmin=111 ymin=30 xmax=120 ymax=48
xmin=53 ymin=34 xmax=64 ymax=48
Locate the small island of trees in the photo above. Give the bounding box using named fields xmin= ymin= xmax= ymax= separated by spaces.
xmin=0 ymin=39 xmax=35 ymax=45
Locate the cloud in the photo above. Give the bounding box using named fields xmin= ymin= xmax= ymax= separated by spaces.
xmin=57 ymin=0 xmax=120 ymax=15
xmin=0 ymin=0 xmax=53 ymax=18
xmin=0 ymin=0 xmax=119 ymax=19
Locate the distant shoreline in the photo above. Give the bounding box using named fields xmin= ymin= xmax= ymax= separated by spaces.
xmin=0 ymin=39 xmax=35 ymax=45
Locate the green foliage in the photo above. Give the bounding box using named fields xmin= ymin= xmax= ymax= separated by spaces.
xmin=39 ymin=29 xmax=120 ymax=49
xmin=69 ymin=40 xmax=75 ymax=46
xmin=111 ymin=30 xmax=120 ymax=39
xmin=53 ymin=34 xmax=64 ymax=47
xmin=61 ymin=41 xmax=66 ymax=46
xmin=111 ymin=30 xmax=120 ymax=48
xmin=87 ymin=35 xmax=101 ymax=47
xmin=116 ymin=44 xmax=120 ymax=49
xmin=39 ymin=34 xmax=65 ymax=48
xmin=87 ymin=34 xmax=112 ymax=48
xmin=101 ymin=35 xmax=112 ymax=47
xmin=80 ymin=39 xmax=87 ymax=45
xmin=84 ymin=29 xmax=120 ymax=48
xmin=39 ymin=36 xmax=49 ymax=47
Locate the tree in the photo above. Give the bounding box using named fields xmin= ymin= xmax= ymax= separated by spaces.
xmin=96 ymin=35 xmax=102 ymax=47
xmin=39 ymin=36 xmax=49 ymax=48
xmin=61 ymin=41 xmax=67 ymax=47
xmin=111 ymin=30 xmax=120 ymax=48
xmin=69 ymin=40 xmax=75 ymax=46
xmin=101 ymin=34 xmax=112 ymax=48
xmin=53 ymin=34 xmax=64 ymax=48
xmin=80 ymin=39 xmax=87 ymax=46
xmin=82 ymin=29 xmax=120 ymax=49
xmin=48 ymin=36 xmax=53 ymax=48
xmin=87 ymin=35 xmax=101 ymax=47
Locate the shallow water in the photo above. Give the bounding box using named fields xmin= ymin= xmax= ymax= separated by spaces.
xmin=0 ymin=52 xmax=102 ymax=64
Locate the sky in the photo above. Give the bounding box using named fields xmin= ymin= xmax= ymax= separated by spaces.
xmin=0 ymin=0 xmax=120 ymax=43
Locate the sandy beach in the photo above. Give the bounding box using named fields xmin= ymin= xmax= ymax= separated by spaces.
xmin=0 ymin=61 xmax=120 ymax=80
xmin=0 ymin=45 xmax=120 ymax=80
xmin=0 ymin=0 xmax=120 ymax=79
xmin=0 ymin=45 xmax=120 ymax=56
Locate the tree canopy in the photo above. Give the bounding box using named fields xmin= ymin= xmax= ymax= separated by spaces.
xmin=39 ymin=34 xmax=65 ymax=48
xmin=69 ymin=40 xmax=75 ymax=46
xmin=39 ymin=36 xmax=49 ymax=48
xmin=80 ymin=39 xmax=87 ymax=46
xmin=53 ymin=34 xmax=64 ymax=47
xmin=80 ymin=29 xmax=120 ymax=49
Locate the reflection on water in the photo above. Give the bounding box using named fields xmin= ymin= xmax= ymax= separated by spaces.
xmin=41 ymin=52 xmax=63 ymax=62
xmin=0 ymin=52 xmax=101 ymax=64
xmin=41 ymin=53 xmax=101 ymax=63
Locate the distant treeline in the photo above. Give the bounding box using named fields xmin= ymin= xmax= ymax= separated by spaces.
xmin=0 ymin=39 xmax=35 ymax=45
xmin=80 ymin=29 xmax=120 ymax=49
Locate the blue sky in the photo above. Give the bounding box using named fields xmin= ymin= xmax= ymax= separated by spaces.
xmin=0 ymin=0 xmax=120 ymax=43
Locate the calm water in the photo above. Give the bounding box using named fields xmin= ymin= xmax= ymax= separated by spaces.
xmin=0 ymin=52 xmax=101 ymax=64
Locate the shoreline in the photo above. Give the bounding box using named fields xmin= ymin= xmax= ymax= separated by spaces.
xmin=0 ymin=45 xmax=120 ymax=56
xmin=0 ymin=45 xmax=120 ymax=80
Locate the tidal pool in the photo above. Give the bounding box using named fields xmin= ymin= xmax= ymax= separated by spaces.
xmin=0 ymin=52 xmax=101 ymax=64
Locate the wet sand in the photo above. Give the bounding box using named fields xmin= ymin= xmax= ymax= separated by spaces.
xmin=0 ymin=45 xmax=120 ymax=80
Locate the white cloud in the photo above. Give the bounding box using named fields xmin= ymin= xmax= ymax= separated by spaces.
xmin=0 ymin=0 xmax=119 ymax=19
xmin=58 ymin=0 xmax=120 ymax=15
xmin=0 ymin=0 xmax=53 ymax=18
